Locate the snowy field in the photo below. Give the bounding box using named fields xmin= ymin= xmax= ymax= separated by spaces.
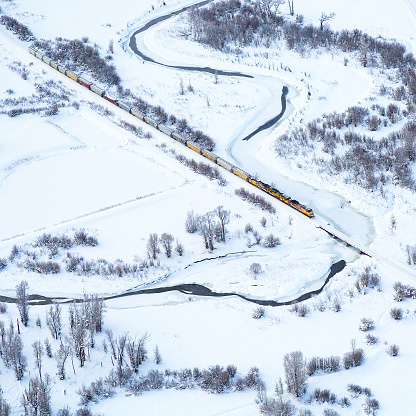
xmin=0 ymin=0 xmax=415 ymax=415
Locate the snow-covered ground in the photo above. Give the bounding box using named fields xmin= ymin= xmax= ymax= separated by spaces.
xmin=0 ymin=0 xmax=415 ymax=414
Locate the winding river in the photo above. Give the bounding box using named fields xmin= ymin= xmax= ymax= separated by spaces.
xmin=127 ymin=1 xmax=374 ymax=247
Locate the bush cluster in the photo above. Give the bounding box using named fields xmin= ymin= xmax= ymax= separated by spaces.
xmin=123 ymin=365 xmax=260 ymax=396
xmin=343 ymin=348 xmax=365 ymax=369
xmin=189 ymin=0 xmax=416 ymax=192
xmin=393 ymin=281 xmax=416 ymax=301
xmin=34 ymin=38 xmax=120 ymax=86
xmin=347 ymin=384 xmax=372 ymax=398
xmin=174 ymin=153 xmax=226 ymax=184
xmin=306 ymin=356 xmax=341 ymax=376
xmin=355 ymin=267 xmax=381 ymax=293
xmin=310 ymin=388 xmax=337 ymax=405
xmin=235 ymin=187 xmax=276 ymax=213
xmin=0 ymin=15 xmax=35 ymax=41
xmin=290 ymin=303 xmax=310 ymax=317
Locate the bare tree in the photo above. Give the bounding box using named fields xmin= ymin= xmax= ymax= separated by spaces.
xmin=0 ymin=391 xmax=11 ymax=416
xmin=154 ymin=344 xmax=162 ymax=364
xmin=160 ymin=233 xmax=174 ymax=258
xmin=56 ymin=340 xmax=70 ymax=380
xmin=32 ymin=340 xmax=44 ymax=379
xmin=16 ymin=280 xmax=29 ymax=326
xmin=11 ymin=333 xmax=27 ymax=380
xmin=249 ymin=263 xmax=262 ymax=279
xmin=44 ymin=338 xmax=52 ymax=358
xmin=199 ymin=211 xmax=216 ymax=251
xmin=46 ymin=304 xmax=62 ymax=340
xmin=175 ymin=240 xmax=184 ymax=256
xmin=185 ymin=210 xmax=199 ymax=233
xmin=108 ymin=39 xmax=114 ymax=54
xmin=147 ymin=233 xmax=160 ymax=260
xmin=260 ymin=0 xmax=285 ymax=17
xmin=126 ymin=333 xmax=148 ymax=373
xmin=22 ymin=374 xmax=52 ymax=416
xmin=263 ymin=234 xmax=281 ymax=248
xmin=215 ymin=205 xmax=230 ymax=242
xmin=319 ymin=12 xmax=336 ymax=30
xmin=390 ymin=214 xmax=396 ymax=232
xmin=283 ymin=351 xmax=307 ymax=398
xmin=288 ymin=0 xmax=294 ymax=16
xmin=68 ymin=303 xmax=87 ymax=368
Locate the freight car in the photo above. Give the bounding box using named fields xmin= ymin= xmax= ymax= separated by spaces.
xmin=28 ymin=46 xmax=315 ymax=219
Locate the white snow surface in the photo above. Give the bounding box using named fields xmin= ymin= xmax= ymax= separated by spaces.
xmin=0 ymin=0 xmax=415 ymax=415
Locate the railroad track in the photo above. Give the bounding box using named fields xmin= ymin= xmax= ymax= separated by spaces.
xmin=27 ymin=46 xmax=416 ymax=284
xmin=315 ymin=219 xmax=416 ymax=283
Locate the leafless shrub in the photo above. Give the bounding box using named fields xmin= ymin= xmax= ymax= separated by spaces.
xmin=363 ymin=398 xmax=380 ymax=415
xmin=74 ymin=229 xmax=98 ymax=247
xmin=147 ymin=234 xmax=159 ymax=260
xmin=338 ymin=397 xmax=351 ymax=407
xmin=359 ymin=318 xmax=375 ymax=332
xmin=120 ymin=121 xmax=143 ymax=137
xmin=235 ymin=188 xmax=276 ymax=213
xmin=185 ymin=210 xmax=199 ymax=233
xmin=175 ymin=154 xmax=225 ymax=183
xmin=323 ymin=410 xmax=339 ymax=416
xmin=34 ymin=38 xmax=120 ymax=85
xmin=252 ymin=231 xmax=263 ymax=245
xmin=314 ymin=300 xmax=326 ymax=312
xmin=245 ymin=223 xmax=253 ymax=233
xmin=406 ymin=245 xmax=416 ymax=265
xmin=365 ymin=334 xmax=379 ymax=345
xmin=393 ymin=281 xmax=416 ymax=301
xmin=9 ymin=245 xmax=20 ymax=262
xmin=160 ymin=233 xmax=174 ymax=258
xmin=387 ymin=344 xmax=399 ymax=357
xmin=249 ymin=263 xmax=262 ymax=278
xmin=0 ymin=15 xmax=35 ymax=41
xmin=290 ymin=303 xmax=310 ymax=317
xmin=0 ymin=303 xmax=7 ymax=314
xmin=306 ymin=356 xmax=340 ymax=376
xmin=343 ymin=347 xmax=364 ymax=369
xmin=0 ymin=258 xmax=7 ymax=272
xmin=263 ymin=234 xmax=281 ymax=248
xmin=390 ymin=307 xmax=403 ymax=320
xmin=175 ymin=240 xmax=184 ymax=256
xmin=331 ymin=297 xmax=342 ymax=312
xmin=252 ymin=306 xmax=265 ymax=319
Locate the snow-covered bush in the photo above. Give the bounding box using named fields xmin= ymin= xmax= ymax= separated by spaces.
xmin=0 ymin=303 xmax=7 ymax=314
xmin=290 ymin=303 xmax=310 ymax=317
xmin=363 ymin=398 xmax=380 ymax=415
xmin=338 ymin=397 xmax=351 ymax=407
xmin=306 ymin=356 xmax=341 ymax=376
xmin=393 ymin=281 xmax=416 ymax=301
xmin=365 ymin=334 xmax=379 ymax=345
xmin=0 ymin=15 xmax=34 ymax=41
xmin=387 ymin=344 xmax=399 ymax=357
xmin=249 ymin=262 xmax=262 ymax=278
xmin=359 ymin=318 xmax=375 ymax=332
xmin=343 ymin=348 xmax=365 ymax=369
xmin=0 ymin=258 xmax=7 ymax=271
xmin=263 ymin=234 xmax=281 ymax=248
xmin=390 ymin=307 xmax=403 ymax=320
xmin=252 ymin=306 xmax=265 ymax=319
xmin=259 ymin=397 xmax=297 ymax=416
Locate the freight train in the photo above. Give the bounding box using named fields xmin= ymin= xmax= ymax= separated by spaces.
xmin=28 ymin=46 xmax=314 ymax=218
